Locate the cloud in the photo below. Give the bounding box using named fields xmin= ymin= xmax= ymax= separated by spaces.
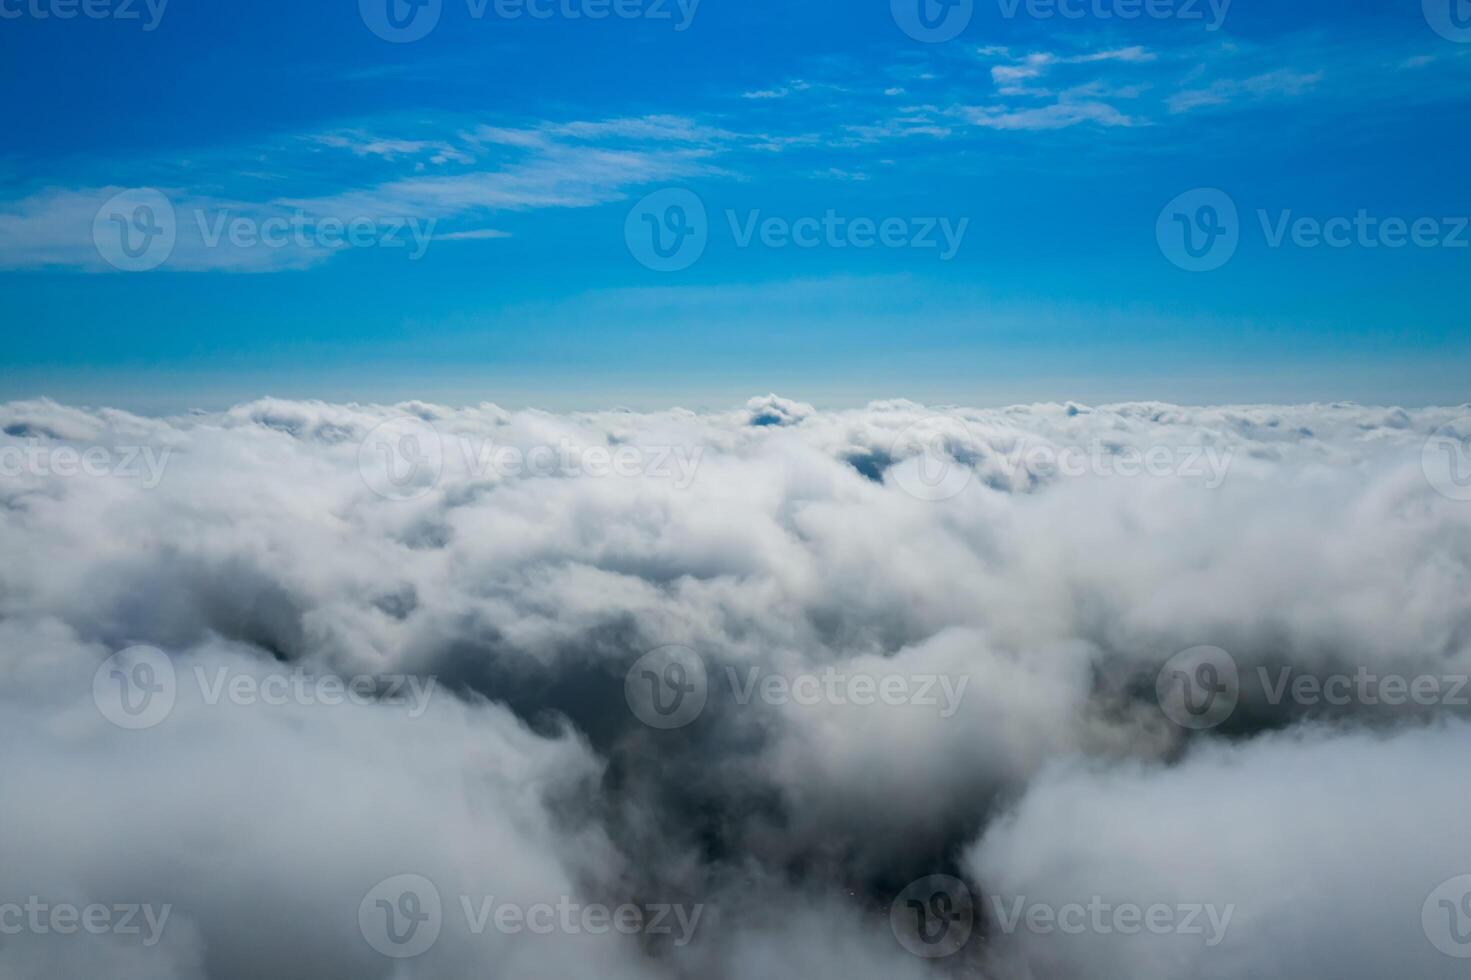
xmin=432 ymin=228 xmax=514 ymax=241
xmin=962 ymin=100 xmax=1139 ymax=130
xmin=0 ymin=186 xmax=359 ymax=273
xmin=0 ymin=114 xmax=733 ymax=273
xmin=3 ymin=395 xmax=1471 ymax=976
xmin=310 ymin=131 xmax=476 ymax=164
xmin=738 ymin=81 xmax=821 ymax=101
xmin=1168 ymin=68 xmax=1325 ymax=113
xmin=966 ymin=48 xmax=1156 ymax=127
xmin=743 ymin=393 xmax=815 ymax=426
xmin=992 ymin=57 xmax=1056 ymax=85
xmin=1070 ymin=45 xmax=1157 ymax=64
xmin=967 ymin=722 xmax=1471 ymax=978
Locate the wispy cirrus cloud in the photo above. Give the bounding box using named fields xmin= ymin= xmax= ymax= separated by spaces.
xmin=742 ymin=80 xmax=813 ymax=100
xmin=737 ymin=33 xmax=1470 ymax=148
xmin=1167 ymin=68 xmax=1325 ymax=113
xmin=309 ymin=131 xmax=476 ymax=166
xmin=959 ymin=99 xmax=1140 ymax=130
xmin=5 ymin=33 xmax=1469 ymax=277
xmin=0 ymin=114 xmax=740 ymax=273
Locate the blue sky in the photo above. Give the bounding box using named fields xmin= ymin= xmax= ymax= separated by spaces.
xmin=1 ymin=0 xmax=1468 ymax=411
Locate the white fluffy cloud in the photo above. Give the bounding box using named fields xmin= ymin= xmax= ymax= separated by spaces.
xmin=2 ymin=395 xmax=1470 ymax=978
xmin=967 ymin=721 xmax=1471 ymax=979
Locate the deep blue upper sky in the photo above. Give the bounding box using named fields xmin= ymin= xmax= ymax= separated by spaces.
xmin=0 ymin=0 xmax=1467 ymax=410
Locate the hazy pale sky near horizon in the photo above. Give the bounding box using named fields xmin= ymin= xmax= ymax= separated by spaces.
xmin=1 ymin=0 xmax=1468 ymax=412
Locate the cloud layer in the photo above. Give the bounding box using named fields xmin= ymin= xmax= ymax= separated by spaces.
xmin=3 ymin=395 xmax=1471 ymax=978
